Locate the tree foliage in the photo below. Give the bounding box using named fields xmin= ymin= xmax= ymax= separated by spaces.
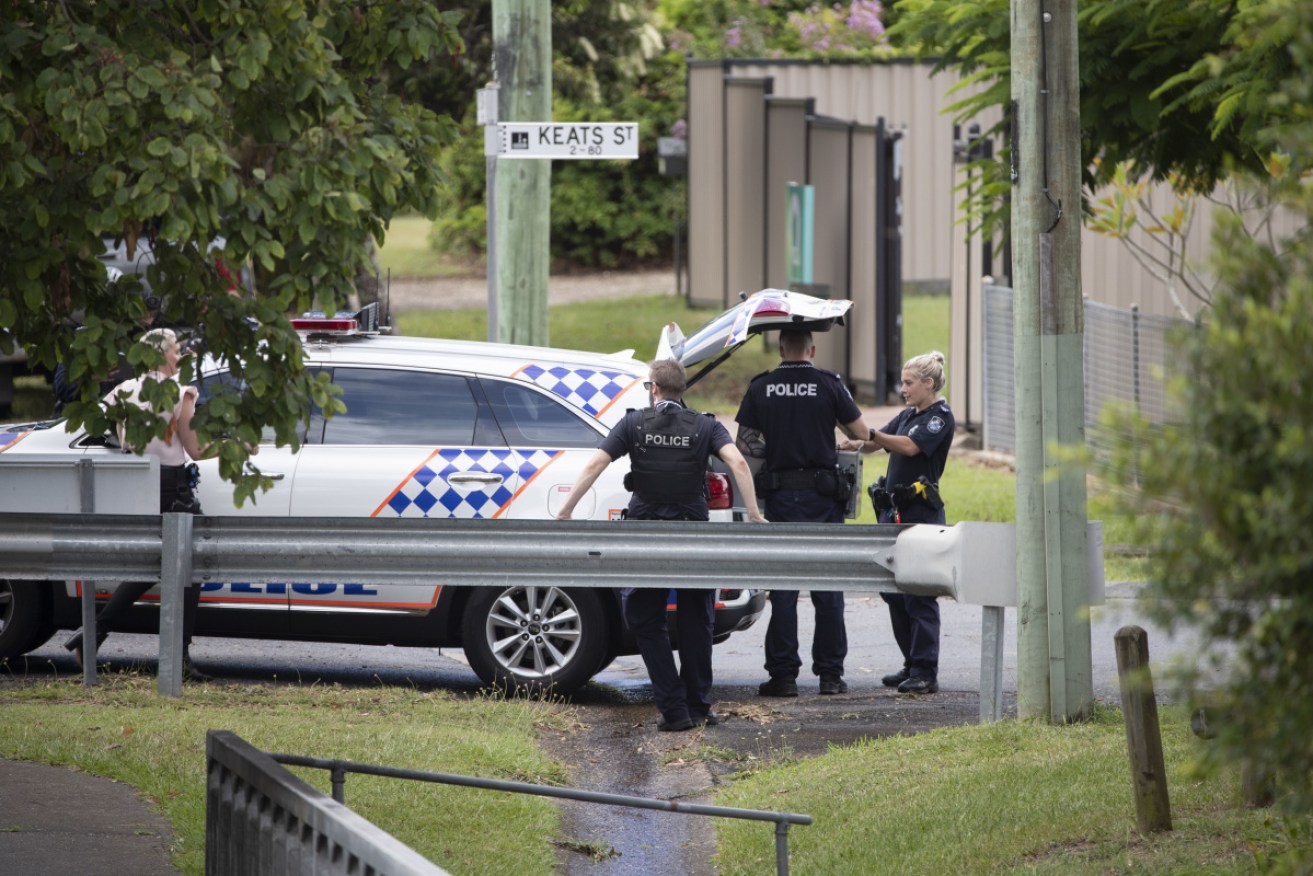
xmin=1102 ymin=0 xmax=1313 ymax=842
xmin=659 ymin=0 xmax=894 ymax=59
xmin=885 ymin=0 xmax=1303 ymax=236
xmin=406 ymin=0 xmax=682 ymax=270
xmin=0 ymin=0 xmax=463 ymax=504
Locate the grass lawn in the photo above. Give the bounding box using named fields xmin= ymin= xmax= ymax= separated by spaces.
xmin=375 ymin=214 xmax=477 ymax=280
xmin=0 ymin=679 xmax=1299 ymax=875
xmin=0 ymin=677 xmax=570 ymax=876
xmin=713 ymin=705 xmax=1296 ymax=874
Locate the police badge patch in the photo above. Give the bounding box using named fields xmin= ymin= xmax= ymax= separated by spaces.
xmin=928 ymin=416 xmax=944 ymax=434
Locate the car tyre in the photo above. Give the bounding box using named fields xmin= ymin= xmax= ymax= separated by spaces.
xmin=462 ymin=584 xmax=607 ymax=696
xmin=0 ymin=580 xmax=54 ymax=660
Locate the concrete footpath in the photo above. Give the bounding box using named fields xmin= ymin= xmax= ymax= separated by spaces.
xmin=0 ymin=759 xmax=179 ymax=876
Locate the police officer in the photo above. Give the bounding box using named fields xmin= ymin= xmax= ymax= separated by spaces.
xmin=556 ymin=358 xmax=766 ymax=732
xmin=735 ymin=329 xmax=873 ymax=698
xmin=845 ymin=350 xmax=955 ymax=694
xmin=63 ymin=327 xmax=247 ymax=682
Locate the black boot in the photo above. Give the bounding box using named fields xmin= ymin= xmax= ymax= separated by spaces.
xmin=64 ymin=631 xmax=106 ymax=670
xmin=181 ymin=650 xmax=213 ymax=683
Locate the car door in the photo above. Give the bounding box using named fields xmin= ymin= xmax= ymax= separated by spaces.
xmin=285 ymin=366 xmax=520 ymax=614
xmin=193 ymin=369 xmax=298 ymax=518
xmin=477 ymin=374 xmax=634 ymax=521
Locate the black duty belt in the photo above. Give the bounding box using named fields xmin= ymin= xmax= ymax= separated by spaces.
xmin=771 ymin=469 xmax=828 ymax=491
xmin=758 ymin=468 xmax=849 ymax=500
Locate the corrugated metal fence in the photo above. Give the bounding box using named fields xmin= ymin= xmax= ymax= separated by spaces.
xmin=206 ymin=730 xmax=453 ymax=876
xmin=982 ymin=285 xmax=1187 ymax=456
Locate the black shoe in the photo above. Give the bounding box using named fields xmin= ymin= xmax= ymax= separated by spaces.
xmin=658 ymin=717 xmax=695 ymax=732
xmin=66 ymin=632 xmax=102 ymax=670
xmin=693 ymin=711 xmax=721 ymax=727
xmin=881 ymin=668 xmax=909 ymax=688
xmin=897 ymin=676 xmax=939 ymax=695
xmin=818 ymin=675 xmax=848 ymax=695
xmin=182 ymin=656 xmax=213 ymax=684
xmin=758 ymin=677 xmax=799 ymax=698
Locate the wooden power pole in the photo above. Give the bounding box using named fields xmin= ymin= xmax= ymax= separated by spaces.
xmin=490 ymin=0 xmax=551 ymax=346
xmin=1010 ymin=0 xmax=1094 ymax=722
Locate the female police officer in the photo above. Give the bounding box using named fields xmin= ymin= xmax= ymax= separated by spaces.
xmin=556 ymin=358 xmax=766 ymax=731
xmin=63 ymin=327 xmax=248 ymax=681
xmin=844 ymin=350 xmax=954 ymax=694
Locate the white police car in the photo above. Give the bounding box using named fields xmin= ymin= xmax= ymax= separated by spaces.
xmin=0 ymin=308 xmax=769 ymax=693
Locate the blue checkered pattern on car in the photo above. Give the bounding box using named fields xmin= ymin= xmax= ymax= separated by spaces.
xmin=377 ymin=447 xmax=562 ymax=519
xmin=516 ymin=364 xmax=638 ymax=418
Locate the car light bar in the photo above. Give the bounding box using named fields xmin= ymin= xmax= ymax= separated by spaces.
xmin=291 ymin=302 xmax=384 ymax=336
xmin=290 ymin=316 xmax=359 ymax=333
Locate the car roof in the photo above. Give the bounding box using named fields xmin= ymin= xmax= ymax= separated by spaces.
xmin=298 ymin=332 xmax=646 ymax=378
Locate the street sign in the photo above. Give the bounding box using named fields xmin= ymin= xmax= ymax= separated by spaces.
xmin=495 ymin=122 xmax=638 ymax=160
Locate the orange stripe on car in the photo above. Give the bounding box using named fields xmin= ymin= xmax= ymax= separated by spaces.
xmin=371 ymin=449 xmax=444 ymax=518
xmin=492 ymin=450 xmax=565 ymax=518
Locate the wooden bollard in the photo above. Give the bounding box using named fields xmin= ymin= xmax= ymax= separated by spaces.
xmin=1114 ymin=625 xmax=1173 ymax=833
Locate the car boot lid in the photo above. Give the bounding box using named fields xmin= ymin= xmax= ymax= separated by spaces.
xmin=657 ymin=288 xmax=852 ymax=380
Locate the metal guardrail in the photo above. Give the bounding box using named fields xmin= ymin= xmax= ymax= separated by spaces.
xmin=206 ymin=730 xmax=453 ymax=876
xmin=0 ymin=510 xmax=1070 ymax=719
xmin=270 ymin=750 xmax=813 ymax=876
xmin=0 ymin=513 xmax=907 ymax=594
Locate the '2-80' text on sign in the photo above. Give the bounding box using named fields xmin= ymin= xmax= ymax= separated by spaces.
xmin=496 ymin=122 xmax=638 ymax=160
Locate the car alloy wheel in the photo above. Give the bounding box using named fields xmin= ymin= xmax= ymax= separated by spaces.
xmin=461 ymin=584 xmax=606 ymax=695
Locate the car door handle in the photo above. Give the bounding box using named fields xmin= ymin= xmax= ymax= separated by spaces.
xmin=448 ymin=473 xmax=504 ymax=486
xmin=244 ymin=463 xmax=285 ymax=482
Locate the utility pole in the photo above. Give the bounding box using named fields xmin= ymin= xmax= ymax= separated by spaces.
xmin=1010 ymin=0 xmax=1093 ymax=722
xmin=490 ymin=0 xmax=551 ymax=346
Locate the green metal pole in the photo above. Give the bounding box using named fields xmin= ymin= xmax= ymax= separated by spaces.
xmin=1010 ymin=0 xmax=1093 ymax=722
xmin=491 ymin=0 xmax=551 ymax=346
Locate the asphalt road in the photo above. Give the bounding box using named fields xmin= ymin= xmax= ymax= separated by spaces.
xmin=20 ymin=580 xmax=1207 ymax=700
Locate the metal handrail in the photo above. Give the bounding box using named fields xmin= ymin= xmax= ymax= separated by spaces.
xmin=272 ymin=751 xmax=813 ymax=876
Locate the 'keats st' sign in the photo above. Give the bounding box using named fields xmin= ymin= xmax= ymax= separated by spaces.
xmin=497 ymin=122 xmax=638 ymax=160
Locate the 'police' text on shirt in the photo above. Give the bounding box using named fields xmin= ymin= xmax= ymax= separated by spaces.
xmin=766 ymin=383 xmax=818 ymax=397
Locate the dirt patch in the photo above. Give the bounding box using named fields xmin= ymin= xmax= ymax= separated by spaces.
xmin=542 ymin=684 xmax=1012 ymax=876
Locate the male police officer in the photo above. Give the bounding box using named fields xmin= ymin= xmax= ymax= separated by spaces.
xmin=735 ymin=329 xmax=872 ymax=697
xmin=556 ymin=359 xmax=766 ymax=732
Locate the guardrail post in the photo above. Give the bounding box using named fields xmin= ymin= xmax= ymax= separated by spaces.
xmin=1114 ymin=625 xmax=1172 ymax=833
xmin=158 ymin=512 xmax=192 ymax=697
xmin=980 ymin=605 xmax=1006 ymax=722
xmin=76 ymin=459 xmax=99 ymax=686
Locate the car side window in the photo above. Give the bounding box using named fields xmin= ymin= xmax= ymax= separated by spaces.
xmin=481 ymin=378 xmax=602 ymax=448
xmin=197 ymin=370 xmax=280 ymax=443
xmin=323 ymin=368 xmax=479 ymax=446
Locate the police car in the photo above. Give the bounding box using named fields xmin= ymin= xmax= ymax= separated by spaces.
xmin=0 ymin=306 xmax=777 ymax=694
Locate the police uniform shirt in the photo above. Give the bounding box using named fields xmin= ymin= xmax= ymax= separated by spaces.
xmin=881 ymin=399 xmax=955 ymax=518
xmin=735 ymin=361 xmax=862 ymax=471
xmin=600 ymin=399 xmax=731 ymax=521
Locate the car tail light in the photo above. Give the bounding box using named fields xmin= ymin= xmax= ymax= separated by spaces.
xmin=706 ymin=471 xmax=731 ymax=509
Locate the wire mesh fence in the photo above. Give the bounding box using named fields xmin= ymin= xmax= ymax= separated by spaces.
xmin=982 ymin=285 xmax=1189 ymax=458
